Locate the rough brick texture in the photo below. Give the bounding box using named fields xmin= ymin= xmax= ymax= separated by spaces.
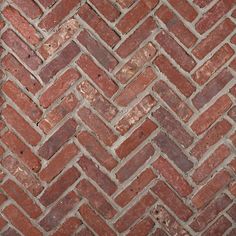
xmin=0 ymin=0 xmax=235 ymax=235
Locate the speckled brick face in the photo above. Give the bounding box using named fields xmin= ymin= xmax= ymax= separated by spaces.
xmin=0 ymin=0 xmax=236 ymax=235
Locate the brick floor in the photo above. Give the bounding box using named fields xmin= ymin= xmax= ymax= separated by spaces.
xmin=0 ymin=0 xmax=236 ymax=235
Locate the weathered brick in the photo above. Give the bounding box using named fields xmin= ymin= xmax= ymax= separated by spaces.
xmin=38 ymin=19 xmax=80 ymax=59
xmin=40 ymin=167 xmax=80 ymax=206
xmin=40 ymin=191 xmax=79 ymax=231
xmin=116 ymin=119 xmax=157 ymax=159
xmin=77 ymin=54 xmax=118 ymax=97
xmin=192 ymin=144 xmax=230 ymax=183
xmin=192 ymin=19 xmax=235 ymax=59
xmin=39 ymin=0 xmax=80 ymax=30
xmin=115 ymin=67 xmax=156 ymax=106
xmin=116 ymin=17 xmax=156 ymax=58
xmin=154 ymin=54 xmax=195 ymax=97
xmin=78 ymin=4 xmax=120 ymax=47
xmin=39 ymin=42 xmax=80 ymax=83
xmin=192 ymin=170 xmax=231 ymax=208
xmin=78 ymin=107 xmax=117 ymax=146
xmin=3 ymin=6 xmax=41 ymax=46
xmin=156 ymin=31 xmax=196 ymax=72
xmin=38 ymin=119 xmax=77 ymax=160
xmin=153 ymin=132 xmax=193 ymax=172
xmin=78 ymin=156 xmax=117 ymax=195
xmin=153 ymin=80 xmax=193 ymax=122
xmin=152 ymin=180 xmax=193 ymax=221
xmin=192 ymin=44 xmax=234 ymax=85
xmin=153 ymin=156 xmax=192 ymax=197
xmin=77 ymin=179 xmax=116 ymax=219
xmin=156 ymin=5 xmax=197 ymax=48
xmin=3 ymin=205 xmax=42 ymax=236
xmin=2 ymin=30 xmax=42 ymax=70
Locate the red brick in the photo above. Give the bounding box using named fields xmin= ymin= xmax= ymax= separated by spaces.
xmin=168 ymin=0 xmax=197 ymax=22
xmin=228 ymin=229 xmax=236 ymax=236
xmin=228 ymin=106 xmax=236 ymax=122
xmin=40 ymin=68 xmax=79 ymax=108
xmin=154 ymin=54 xmax=195 ymax=97
xmin=78 ymin=107 xmax=117 ymax=146
xmin=116 ymin=95 xmax=157 ymax=134
xmin=77 ymin=227 xmax=94 ymax=236
xmin=1 ymin=131 xmax=41 ymax=172
xmin=202 ymin=216 xmax=231 ymax=236
xmin=127 ymin=217 xmax=155 ymax=236
xmin=2 ymin=6 xmax=41 ymax=46
xmin=3 ymin=205 xmax=42 ymax=236
xmin=77 ymin=54 xmax=118 ymax=97
xmin=153 ymin=80 xmax=193 ymax=122
xmin=152 ymin=180 xmax=193 ymax=221
xmin=38 ymin=19 xmax=80 ymax=59
xmin=39 ymin=143 xmax=78 ymax=183
xmin=191 ymin=95 xmax=232 ymax=134
xmin=192 ymin=170 xmax=231 ymax=208
xmin=2 ymin=54 xmax=42 ymax=95
xmin=194 ymin=0 xmax=213 ymax=8
xmin=78 ymin=30 xmax=118 ymax=71
xmin=156 ymin=5 xmax=197 ymax=48
xmin=116 ymin=0 xmax=135 ymax=8
xmin=153 ymin=132 xmax=193 ymax=172
xmin=38 ymin=118 xmax=77 ymax=160
xmin=152 ymin=228 xmax=168 ymax=236
xmin=192 ymin=19 xmax=235 ymax=59
xmin=229 ymin=181 xmax=236 ymax=196
xmin=116 ymin=119 xmax=157 ymax=159
xmin=117 ymin=0 xmax=159 ymax=34
xmin=192 ymin=144 xmax=230 ymax=184
xmin=0 ymin=193 xmax=7 ymax=206
xmin=116 ymin=42 xmax=156 ymax=84
xmin=77 ymin=179 xmax=116 ymax=219
xmin=12 ymin=0 xmax=42 ymax=19
xmin=190 ymin=194 xmax=232 ymax=232
xmin=39 ymin=0 xmax=80 ymax=30
xmin=227 ymin=204 xmax=236 ymax=221
xmin=78 ymin=4 xmax=120 ymax=47
xmin=2 ymin=179 xmax=42 ymax=219
xmin=1 ymin=156 xmax=43 ymax=196
xmin=77 ymin=80 xmax=118 ymax=121
xmin=2 ymin=81 xmax=42 ymax=122
xmin=40 ymin=191 xmax=79 ymax=231
xmin=115 ymin=67 xmax=156 ymax=106
xmin=115 ymin=169 xmax=155 ymax=206
xmin=151 ymin=205 xmax=190 ymax=235
xmin=114 ymin=193 xmax=156 ymax=233
xmin=89 ymin=0 xmax=120 ymax=22
xmin=52 ymin=217 xmax=81 ymax=236
xmin=192 ymin=69 xmax=233 ymax=109
xmin=116 ymin=17 xmax=156 ymax=58
xmin=77 ymin=131 xmax=117 ymax=171
xmin=0 ymin=217 xmax=7 ymax=230
xmin=116 ymin=144 xmax=155 ymax=182
xmin=38 ymin=0 xmax=56 ymax=8
xmin=156 ymin=31 xmax=196 ymax=72
xmin=2 ymin=105 xmax=41 ymax=146
xmin=39 ymin=42 xmax=80 ymax=83
xmin=78 ymin=156 xmax=117 ymax=195
xmin=2 ymin=30 xmax=42 ymax=70
xmin=192 ymin=44 xmax=234 ymax=85
xmin=2 ymin=228 xmax=21 ymax=236
xmin=40 ymin=167 xmax=80 ymax=206
xmin=153 ymin=157 xmax=192 ymax=197
xmin=39 ymin=93 xmax=78 ymax=134
xmin=153 ymin=106 xmax=193 ymax=148
xmin=79 ymin=204 xmax=116 ymax=236
xmin=191 ymin=119 xmax=232 ymax=159
xmin=196 ymin=0 xmax=235 ymax=34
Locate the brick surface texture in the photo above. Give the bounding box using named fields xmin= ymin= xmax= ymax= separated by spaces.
xmin=0 ymin=0 xmax=236 ymax=235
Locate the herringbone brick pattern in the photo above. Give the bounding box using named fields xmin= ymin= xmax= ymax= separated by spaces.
xmin=0 ymin=0 xmax=235 ymax=235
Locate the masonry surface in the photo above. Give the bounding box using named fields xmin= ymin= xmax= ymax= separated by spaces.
xmin=0 ymin=0 xmax=235 ymax=235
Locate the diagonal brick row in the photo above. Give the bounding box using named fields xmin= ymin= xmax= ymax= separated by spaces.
xmin=0 ymin=0 xmax=235 ymax=235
